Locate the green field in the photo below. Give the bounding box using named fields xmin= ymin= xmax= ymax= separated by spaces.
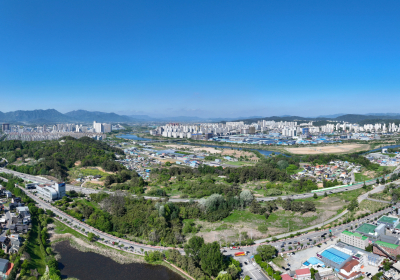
xmin=354 ymin=173 xmax=370 ymax=182
xmin=53 ymin=219 xmax=88 ymax=240
xmin=222 ymin=210 xmax=267 ymax=223
xmin=266 ymin=210 xmax=319 ymax=231
xmin=68 ymin=167 xmax=110 ymax=180
xmin=25 ymin=219 xmax=46 ymax=275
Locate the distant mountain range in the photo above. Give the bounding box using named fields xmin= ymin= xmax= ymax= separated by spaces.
xmin=235 ymin=113 xmax=400 ymax=124
xmin=1 ymin=109 xmax=400 ymax=124
xmin=0 ymin=109 xmax=257 ymax=124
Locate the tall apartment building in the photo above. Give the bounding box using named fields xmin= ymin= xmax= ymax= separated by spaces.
xmin=1 ymin=124 xmax=10 ymax=132
xmin=339 ymin=230 xmax=369 ymax=250
xmin=93 ymin=121 xmax=111 ymax=133
xmin=93 ymin=121 xmax=103 ymax=133
xmin=103 ymin=123 xmax=112 ymax=133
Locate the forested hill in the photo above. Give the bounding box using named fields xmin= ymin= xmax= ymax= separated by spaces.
xmin=0 ymin=137 xmax=125 ymax=179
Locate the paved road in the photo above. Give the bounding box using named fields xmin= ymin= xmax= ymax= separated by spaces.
xmin=2 ymin=167 xmax=400 ymax=259
xmin=20 ymin=186 xmax=176 ymax=254
xmin=2 ymin=167 xmax=399 ymax=203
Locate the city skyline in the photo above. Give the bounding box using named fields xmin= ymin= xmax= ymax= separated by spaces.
xmin=1 ymin=0 xmax=400 ymax=117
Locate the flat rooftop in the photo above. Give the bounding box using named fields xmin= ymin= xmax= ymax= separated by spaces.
xmin=378 ymin=216 xmax=399 ymax=224
xmin=356 ymin=223 xmax=377 ymax=235
xmin=320 ymin=248 xmax=351 ymax=265
xmin=375 ymin=240 xmax=399 ymax=250
xmin=342 ymin=230 xmax=368 ymax=240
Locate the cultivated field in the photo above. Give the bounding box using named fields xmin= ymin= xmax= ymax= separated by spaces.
xmin=285 ymin=143 xmax=370 ymax=155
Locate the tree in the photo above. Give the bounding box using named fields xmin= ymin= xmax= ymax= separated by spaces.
xmin=277 ymin=160 xmax=289 ymax=170
xmin=184 ymin=236 xmax=204 ymax=264
xmin=199 ymin=242 xmax=224 ymax=277
xmin=348 ymin=199 xmax=359 ymax=211
xmin=324 ymin=192 xmax=327 ymax=197
xmin=376 ymin=178 xmax=380 ymax=185
xmin=313 ymin=193 xmax=318 ymax=199
xmin=381 ymin=178 xmax=386 ymax=185
xmin=87 ymin=232 xmax=96 ymax=242
xmin=244 ymin=276 xmax=251 ymax=280
xmin=240 ymin=190 xmax=254 ymax=206
xmin=257 ymin=245 xmax=277 ymax=261
xmin=215 ymin=272 xmax=233 ymax=280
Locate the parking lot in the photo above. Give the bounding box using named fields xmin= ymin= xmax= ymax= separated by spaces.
xmin=286 ymin=237 xmax=339 ymax=271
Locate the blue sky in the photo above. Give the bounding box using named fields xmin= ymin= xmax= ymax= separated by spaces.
xmin=1 ymin=0 xmax=400 ymax=118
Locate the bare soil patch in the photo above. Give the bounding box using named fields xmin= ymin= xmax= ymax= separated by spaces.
xmin=285 ymin=144 xmax=370 ymax=155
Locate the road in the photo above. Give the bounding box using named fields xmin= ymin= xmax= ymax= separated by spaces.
xmin=2 ymin=170 xmax=400 ymax=280
xmin=2 ymin=167 xmax=399 ymax=203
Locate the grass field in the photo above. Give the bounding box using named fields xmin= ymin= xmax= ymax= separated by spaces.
xmin=222 ymin=210 xmax=267 ymax=223
xmin=53 ymin=219 xmax=88 ymax=239
xmin=68 ymin=167 xmax=110 ymax=180
xmin=369 ymin=191 xmax=392 ymax=201
xmin=331 ymin=188 xmax=366 ymax=201
xmin=354 ymin=173 xmax=370 ymax=182
xmin=25 ymin=219 xmax=46 ymax=275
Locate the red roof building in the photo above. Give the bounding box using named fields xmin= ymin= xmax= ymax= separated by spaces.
xmin=295 ymin=268 xmax=311 ymax=280
xmin=281 ymin=274 xmax=294 ymax=280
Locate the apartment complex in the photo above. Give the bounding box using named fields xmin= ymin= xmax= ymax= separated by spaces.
xmin=93 ymin=121 xmax=112 ymax=133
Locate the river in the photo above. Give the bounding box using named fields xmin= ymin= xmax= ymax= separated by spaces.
xmin=54 ymin=241 xmax=185 ymax=280
xmin=116 ymin=134 xmax=153 ymax=141
xmin=116 ymin=134 xmax=280 ymax=157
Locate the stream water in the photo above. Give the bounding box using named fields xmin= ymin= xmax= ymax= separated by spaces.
xmin=54 ymin=241 xmax=185 ymax=280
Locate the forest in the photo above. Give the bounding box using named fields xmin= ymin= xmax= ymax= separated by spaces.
xmin=0 ymin=137 xmax=125 ymax=179
xmin=55 ymin=187 xmax=316 ymax=250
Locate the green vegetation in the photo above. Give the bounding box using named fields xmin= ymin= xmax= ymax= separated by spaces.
xmin=354 ymin=173 xmax=370 ymax=182
xmin=0 ymin=175 xmax=61 ymax=280
xmin=1 ymin=137 xmax=125 ymax=180
xmin=165 ymin=236 xmax=235 ymax=279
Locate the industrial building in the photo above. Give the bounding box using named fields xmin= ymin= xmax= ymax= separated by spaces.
xmin=317 ymin=246 xmax=353 ymax=270
xmin=35 ymin=182 xmax=66 ymax=201
xmin=373 ymin=241 xmax=400 ymax=258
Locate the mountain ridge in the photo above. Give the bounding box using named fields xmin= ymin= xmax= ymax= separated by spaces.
xmin=1 ymin=109 xmax=400 ymax=124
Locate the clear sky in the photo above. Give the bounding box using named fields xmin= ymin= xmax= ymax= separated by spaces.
xmin=1 ymin=0 xmax=400 ymax=118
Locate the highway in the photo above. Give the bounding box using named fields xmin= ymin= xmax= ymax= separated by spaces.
xmin=2 ymin=167 xmax=400 ymax=280
xmin=1 ymin=166 xmax=399 ymax=203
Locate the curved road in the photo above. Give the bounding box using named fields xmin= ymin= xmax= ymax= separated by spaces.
xmin=1 ymin=167 xmax=400 ymax=255
xmin=1 ymin=167 xmax=399 ymax=203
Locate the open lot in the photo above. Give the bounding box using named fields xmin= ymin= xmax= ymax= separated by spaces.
xmin=285 ymin=143 xmax=370 ymax=155
xmin=191 ymin=195 xmax=347 ymax=243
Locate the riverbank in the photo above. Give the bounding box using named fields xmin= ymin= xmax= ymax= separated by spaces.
xmin=50 ymin=220 xmax=192 ymax=280
xmin=50 ymin=220 xmax=146 ymax=264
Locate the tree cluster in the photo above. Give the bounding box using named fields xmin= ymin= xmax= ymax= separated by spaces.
xmin=1 ymin=137 xmax=124 ymax=179
xmin=281 ymin=198 xmax=316 ymax=213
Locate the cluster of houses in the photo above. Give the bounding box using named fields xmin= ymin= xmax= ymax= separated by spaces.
xmin=121 ymin=147 xmax=207 ymax=171
xmin=292 ymin=161 xmax=361 ymax=185
xmin=365 ymin=150 xmax=400 ymax=168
